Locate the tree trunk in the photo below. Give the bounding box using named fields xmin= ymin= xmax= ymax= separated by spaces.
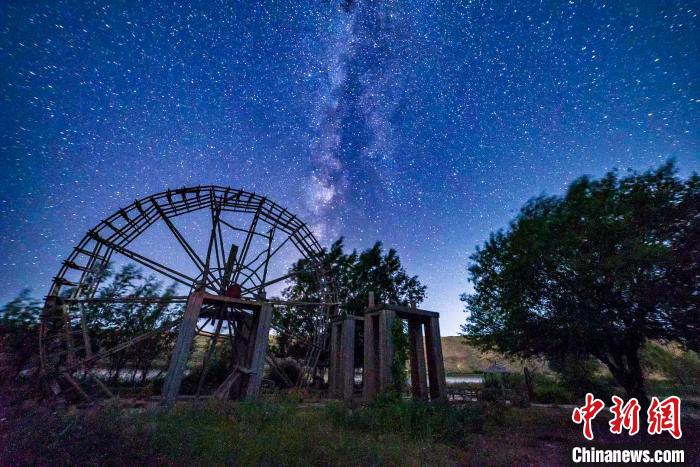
xmin=600 ymin=344 xmax=650 ymax=437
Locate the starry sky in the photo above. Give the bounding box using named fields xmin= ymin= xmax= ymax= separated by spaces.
xmin=1 ymin=1 xmax=698 ymax=335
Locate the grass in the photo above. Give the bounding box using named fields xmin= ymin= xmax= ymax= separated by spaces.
xmin=2 ymin=398 xmax=463 ymax=466
xmin=3 ymin=395 xmax=698 ymax=466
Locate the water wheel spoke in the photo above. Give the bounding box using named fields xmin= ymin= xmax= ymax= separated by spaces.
xmin=89 ymin=232 xmax=196 ymax=288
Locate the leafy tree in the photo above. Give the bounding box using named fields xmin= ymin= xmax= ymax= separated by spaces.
xmin=462 ymin=162 xmax=699 ymax=407
xmin=275 ymin=239 xmax=426 ymax=365
xmin=0 ymin=289 xmax=42 ymax=372
xmin=84 ymin=264 xmax=181 ymax=385
xmin=0 ymin=289 xmax=42 ymax=328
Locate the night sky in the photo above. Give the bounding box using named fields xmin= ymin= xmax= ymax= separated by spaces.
xmin=1 ymin=1 xmax=698 ymax=335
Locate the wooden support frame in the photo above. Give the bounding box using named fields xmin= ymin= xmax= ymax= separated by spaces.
xmin=361 ymin=296 xmax=447 ymax=402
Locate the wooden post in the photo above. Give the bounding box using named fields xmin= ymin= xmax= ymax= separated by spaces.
xmin=244 ymin=303 xmax=273 ymax=399
xmin=424 ymin=316 xmax=447 ymax=402
xmin=408 ymin=319 xmax=428 ymax=400
xmin=329 ymin=320 xmax=341 ymax=397
xmin=377 ymin=309 xmax=395 ymax=392
xmin=363 ymin=313 xmax=378 ymax=399
xmin=162 ymin=290 xmax=204 ymax=405
xmin=339 ymin=316 xmax=355 ymax=400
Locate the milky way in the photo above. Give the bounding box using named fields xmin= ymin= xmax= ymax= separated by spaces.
xmin=1 ymin=1 xmax=698 ymax=334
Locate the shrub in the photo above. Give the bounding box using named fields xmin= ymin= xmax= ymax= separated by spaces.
xmin=642 ymin=342 xmax=700 ymax=389
xmin=532 ymin=376 xmax=574 ymax=404
xmin=547 ymin=353 xmax=609 ymax=398
xmin=480 ymin=373 xmax=528 ymax=405
xmin=326 ymin=394 xmax=495 ymax=446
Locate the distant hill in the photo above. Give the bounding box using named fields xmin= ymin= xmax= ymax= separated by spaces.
xmin=441 ymin=336 xmax=549 ymax=375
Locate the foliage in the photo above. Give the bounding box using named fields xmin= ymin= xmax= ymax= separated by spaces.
xmin=266 ymin=357 xmax=302 ymax=388
xmin=180 ymin=338 xmax=234 ymax=395
xmin=0 ymin=289 xmax=42 ymax=328
xmin=83 ymin=263 xmax=181 ymax=386
xmin=531 ymin=375 xmax=575 ymax=404
xmin=641 ymin=341 xmax=700 ymax=389
xmin=462 ymin=162 xmax=699 ymax=406
xmin=547 ymin=353 xmax=615 ymax=400
xmin=137 ymin=400 xmax=462 ymax=466
xmin=481 ymin=373 xmax=526 ymax=405
xmin=0 ymin=289 xmax=42 ymax=373
xmin=275 ymin=238 xmax=426 ymax=360
xmin=326 ymin=394 xmax=504 ymax=446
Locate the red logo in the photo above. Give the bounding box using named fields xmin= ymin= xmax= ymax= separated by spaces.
xmin=609 ymin=396 xmax=640 ymax=436
xmin=647 ymin=396 xmax=682 ymax=439
xmin=572 ymin=394 xmax=682 ymax=440
xmin=572 ymin=393 xmax=605 ymax=440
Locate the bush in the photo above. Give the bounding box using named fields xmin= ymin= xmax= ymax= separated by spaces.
xmin=547 ymin=353 xmax=610 ymax=398
xmin=642 ymin=342 xmax=700 ymax=389
xmin=480 ymin=373 xmax=528 ymax=405
xmin=532 ymin=376 xmax=574 ymax=404
xmin=326 ymin=394 xmax=496 ymax=445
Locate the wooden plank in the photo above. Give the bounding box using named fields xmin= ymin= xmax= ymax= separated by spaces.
xmin=329 ymin=321 xmax=340 ymax=397
xmin=424 ymin=317 xmax=447 ymax=402
xmin=380 ymin=303 xmax=439 ymax=319
xmin=162 ymin=291 xmax=204 ymax=405
xmin=201 ymin=293 xmax=264 ymax=309
xmin=340 ymin=316 xmax=355 ymax=400
xmin=362 ymin=313 xmax=377 ymax=399
xmin=244 ymin=303 xmax=273 ymax=399
xmin=408 ymin=319 xmax=428 ymax=400
xmin=377 ymin=309 xmax=395 ymax=393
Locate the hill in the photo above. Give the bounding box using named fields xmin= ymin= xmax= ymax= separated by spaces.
xmin=441 ymin=336 xmax=549 ymax=375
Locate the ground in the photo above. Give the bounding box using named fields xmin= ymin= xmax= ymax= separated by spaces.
xmin=1 ymin=392 xmax=697 ymax=466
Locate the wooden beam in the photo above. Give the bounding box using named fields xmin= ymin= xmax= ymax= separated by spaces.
xmin=244 ymin=303 xmax=273 ymax=399
xmin=424 ymin=316 xmax=447 ymax=402
xmin=329 ymin=321 xmax=340 ymax=397
xmin=162 ymin=291 xmax=204 ymax=405
xmin=363 ymin=313 xmax=378 ymax=399
xmin=408 ymin=319 xmax=428 ymax=400
xmin=340 ymin=316 xmax=355 ymax=400
xmin=377 ymin=309 xmax=395 ymax=393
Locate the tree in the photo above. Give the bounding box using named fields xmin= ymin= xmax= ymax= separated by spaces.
xmin=83 ymin=264 xmax=181 ymax=385
xmin=0 ymin=289 xmax=42 ymax=373
xmin=462 ymin=162 xmax=699 ymax=407
xmin=275 ymin=238 xmax=426 ymax=363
